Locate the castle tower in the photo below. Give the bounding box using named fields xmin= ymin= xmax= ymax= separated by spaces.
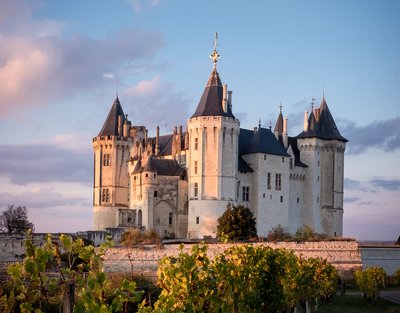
xmin=92 ymin=97 xmax=132 ymax=230
xmin=187 ymin=35 xmax=240 ymax=238
xmin=296 ymin=96 xmax=347 ymax=236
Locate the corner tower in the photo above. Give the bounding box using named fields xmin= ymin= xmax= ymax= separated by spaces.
xmin=92 ymin=97 xmax=132 ymax=230
xmin=296 ymin=96 xmax=347 ymax=236
xmin=187 ymin=36 xmax=240 ymax=238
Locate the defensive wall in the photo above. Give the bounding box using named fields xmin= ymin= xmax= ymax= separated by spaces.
xmin=103 ymin=241 xmax=362 ymax=280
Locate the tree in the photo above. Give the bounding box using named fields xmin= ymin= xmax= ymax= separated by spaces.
xmin=217 ymin=204 xmax=257 ymax=241
xmin=0 ymin=205 xmax=34 ymax=235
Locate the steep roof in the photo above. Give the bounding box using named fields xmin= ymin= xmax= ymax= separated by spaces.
xmin=239 ymin=127 xmax=290 ymax=157
xmin=98 ymin=97 xmax=126 ymax=136
xmin=274 ymin=110 xmax=283 ymax=135
xmin=287 ymin=137 xmax=308 ymax=167
xmin=137 ymin=157 xmax=186 ymax=176
xmin=297 ymin=97 xmax=348 ymax=142
xmin=191 ymin=68 xmax=235 ymax=118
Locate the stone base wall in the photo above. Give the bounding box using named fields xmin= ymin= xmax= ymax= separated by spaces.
xmin=103 ymin=240 xmax=362 ymax=280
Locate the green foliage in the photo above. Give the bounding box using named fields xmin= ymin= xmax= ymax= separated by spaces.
xmin=355 ymin=266 xmax=387 ymax=303
xmin=395 ymin=268 xmax=400 ymax=284
xmin=121 ymin=228 xmax=162 ymax=246
xmin=0 ymin=231 xmax=144 ymax=312
xmin=0 ymin=205 xmax=34 ymax=235
xmin=217 ymin=204 xmax=257 ymax=241
xmin=267 ymin=224 xmax=292 ymax=241
xmin=152 ymin=243 xmax=339 ymax=312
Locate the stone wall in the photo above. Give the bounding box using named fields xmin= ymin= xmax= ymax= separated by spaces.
xmin=103 ymin=240 xmax=362 ymax=280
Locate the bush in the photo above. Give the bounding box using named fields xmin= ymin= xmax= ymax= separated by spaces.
xmin=395 ymin=268 xmax=400 ymax=284
xmin=268 ymin=224 xmax=292 ymax=241
xmin=121 ymin=228 xmax=162 ymax=246
xmin=354 ymin=266 xmax=387 ymax=302
xmin=217 ymin=204 xmax=257 ymax=242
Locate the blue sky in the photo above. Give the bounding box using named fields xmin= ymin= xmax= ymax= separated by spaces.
xmin=0 ymin=0 xmax=399 ymax=240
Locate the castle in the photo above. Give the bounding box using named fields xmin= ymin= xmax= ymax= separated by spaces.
xmin=92 ymin=43 xmax=347 ymax=239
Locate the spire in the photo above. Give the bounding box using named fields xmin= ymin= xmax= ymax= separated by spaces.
xmin=191 ymin=33 xmax=235 ymax=119
xmin=98 ymin=96 xmax=126 ymax=136
xmin=274 ymin=104 xmax=284 ymax=135
xmin=297 ymin=96 xmax=347 ymax=142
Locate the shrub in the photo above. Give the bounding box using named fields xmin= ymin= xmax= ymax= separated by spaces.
xmin=268 ymin=224 xmax=292 ymax=241
xmin=217 ymin=204 xmax=257 ymax=242
xmin=395 ymin=268 xmax=400 ymax=284
xmin=121 ymin=228 xmax=162 ymax=246
xmin=354 ymin=266 xmax=387 ymax=302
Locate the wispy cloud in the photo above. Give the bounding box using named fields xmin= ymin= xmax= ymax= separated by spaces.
xmin=370 ymin=179 xmax=400 ymax=191
xmin=339 ymin=117 xmax=400 ymax=154
xmin=124 ymin=75 xmax=191 ymax=131
xmin=0 ymin=144 xmax=91 ymax=185
xmin=0 ymin=1 xmax=165 ymax=117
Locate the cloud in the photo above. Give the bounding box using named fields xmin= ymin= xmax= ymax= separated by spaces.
xmin=0 ymin=186 xmax=88 ymax=209
xmin=370 ymin=179 xmax=400 ymax=191
xmin=127 ymin=0 xmax=161 ymax=14
xmin=0 ymin=144 xmax=92 ymax=185
xmin=0 ymin=2 xmax=165 ymax=117
xmin=124 ymin=75 xmax=191 ymax=131
xmin=344 ymin=197 xmax=360 ymax=203
xmin=344 ymin=178 xmax=369 ymax=191
xmin=338 ymin=117 xmax=400 ymax=154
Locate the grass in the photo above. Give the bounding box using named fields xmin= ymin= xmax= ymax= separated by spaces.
xmin=318 ymin=295 xmax=400 ymax=313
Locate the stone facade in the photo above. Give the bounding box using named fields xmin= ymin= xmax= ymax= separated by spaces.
xmin=92 ymin=46 xmax=347 ymax=239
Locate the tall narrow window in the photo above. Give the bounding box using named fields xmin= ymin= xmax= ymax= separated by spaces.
xmin=242 ymin=186 xmax=250 ymax=201
xmin=194 ymin=137 xmax=199 ymax=150
xmin=196 ymin=216 xmax=200 ymax=224
xmin=275 ymin=174 xmax=282 ymax=191
xmin=194 ymin=182 xmax=198 ymax=197
xmin=102 ymin=188 xmax=110 ymax=202
xmin=267 ymin=173 xmax=271 ymax=190
xmin=169 ymin=212 xmax=173 ymax=225
xmin=194 ymin=160 xmax=198 ymax=174
xmin=289 ymin=158 xmax=293 ymax=170
xmin=103 ymin=154 xmax=111 ymax=166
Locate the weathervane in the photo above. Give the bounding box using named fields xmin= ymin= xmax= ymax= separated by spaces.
xmin=279 ymin=102 xmax=283 ymax=113
xmin=311 ymin=98 xmax=315 ymax=111
xmin=209 ymin=32 xmax=220 ymax=67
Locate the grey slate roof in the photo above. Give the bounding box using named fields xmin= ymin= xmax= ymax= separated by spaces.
xmin=239 ymin=127 xmax=290 ymax=157
xmin=135 ymin=157 xmax=186 ymax=177
xmin=98 ymin=97 xmax=126 ymax=136
xmin=191 ymin=68 xmax=235 ymax=118
xmin=288 ymin=137 xmax=307 ymax=167
xmin=297 ymin=97 xmax=347 ymax=142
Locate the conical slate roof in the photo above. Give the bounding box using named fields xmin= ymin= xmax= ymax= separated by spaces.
xmin=297 ymin=97 xmax=347 ymax=142
xmin=274 ymin=110 xmax=283 ymax=135
xmin=98 ymin=97 xmax=126 ymax=136
xmin=191 ymin=68 xmax=235 ymax=118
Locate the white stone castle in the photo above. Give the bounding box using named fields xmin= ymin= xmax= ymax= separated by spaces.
xmin=92 ymin=42 xmax=347 ymax=239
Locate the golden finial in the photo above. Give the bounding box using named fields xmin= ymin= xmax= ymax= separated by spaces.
xmin=209 ymin=32 xmax=220 ymax=67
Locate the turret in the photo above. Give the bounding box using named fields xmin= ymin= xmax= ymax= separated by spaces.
xmin=187 ymin=33 xmax=240 ymax=238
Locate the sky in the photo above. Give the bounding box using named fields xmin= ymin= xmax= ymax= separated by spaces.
xmin=0 ymin=0 xmax=399 ymax=241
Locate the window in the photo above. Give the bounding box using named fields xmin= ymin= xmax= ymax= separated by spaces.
xmin=169 ymin=212 xmax=173 ymax=225
xmin=154 ymin=191 xmax=158 ymax=197
xmin=317 ymin=176 xmax=320 ymax=182
xmin=289 ymin=158 xmax=293 ymax=170
xmin=263 ymin=193 xmax=265 ymax=198
xmin=242 ymin=186 xmax=250 ymax=201
xmin=280 ymin=196 xmax=283 ymax=203
xmin=317 ymin=196 xmax=320 ymax=203
xmin=103 ymin=154 xmax=111 ymax=166
xmin=196 ymin=216 xmax=200 ymax=224
xmin=275 ymin=174 xmax=282 ymax=191
xmin=297 ymin=197 xmax=300 ymax=203
xmin=194 ymin=137 xmax=199 ymax=150
xmin=267 ymin=173 xmax=271 ymax=190
xmin=282 ymin=157 xmax=285 ymax=163
xmin=194 ymin=182 xmax=198 ymax=197
xmin=194 ymin=160 xmax=198 ymax=174
xmin=318 ymin=160 xmax=320 ymax=166
xmin=102 ymin=188 xmax=110 ymax=203
xmin=264 ymin=154 xmax=266 ymax=160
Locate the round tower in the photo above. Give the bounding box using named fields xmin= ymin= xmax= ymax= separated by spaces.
xmin=92 ymin=97 xmax=132 ymax=230
xmin=187 ymin=36 xmax=240 ymax=238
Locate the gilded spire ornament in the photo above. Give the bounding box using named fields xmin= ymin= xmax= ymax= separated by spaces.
xmin=209 ymin=32 xmax=220 ymax=67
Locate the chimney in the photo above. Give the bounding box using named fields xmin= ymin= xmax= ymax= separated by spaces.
xmin=178 ymin=125 xmax=182 ymax=136
xmin=228 ymin=90 xmax=233 ymax=111
xmin=283 ymin=117 xmax=288 ymax=148
xmin=222 ymin=84 xmax=228 ymax=113
xmin=155 ymin=125 xmax=160 ymax=155
xmin=123 ymin=114 xmax=131 ymax=137
xmin=303 ymin=110 xmax=309 ymax=131
xmin=118 ymin=115 xmax=123 ymax=136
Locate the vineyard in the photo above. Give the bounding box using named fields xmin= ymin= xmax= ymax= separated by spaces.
xmin=0 ymin=234 xmax=395 ymax=312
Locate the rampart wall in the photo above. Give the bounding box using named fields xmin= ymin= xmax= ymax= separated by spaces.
xmin=103 ymin=241 xmax=362 ymax=280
